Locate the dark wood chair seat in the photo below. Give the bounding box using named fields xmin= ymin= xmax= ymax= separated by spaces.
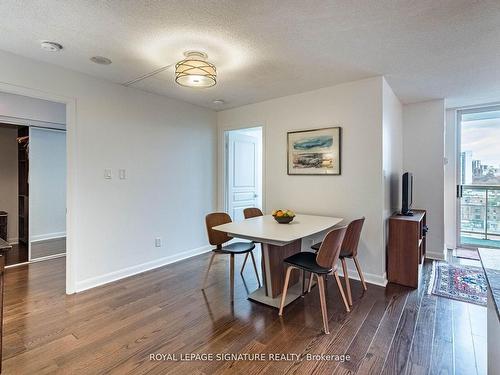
xmin=284 ymin=252 xmax=334 ymax=275
xmin=216 ymin=241 xmax=255 ymax=254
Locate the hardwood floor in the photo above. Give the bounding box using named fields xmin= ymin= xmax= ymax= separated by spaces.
xmin=2 ymin=243 xmax=28 ymax=267
xmin=2 ymin=249 xmax=486 ymax=374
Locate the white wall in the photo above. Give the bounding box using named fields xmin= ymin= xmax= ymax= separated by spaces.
xmin=382 ymin=79 xmax=403 ymax=220
xmin=403 ymin=100 xmax=446 ymax=259
xmin=218 ymin=77 xmax=387 ymax=284
xmin=29 ymin=128 xmax=67 ymax=242
xmin=0 ymin=50 xmax=217 ymax=292
xmin=444 ymin=109 xmax=457 ymax=249
xmin=0 ymin=126 xmax=18 ymax=242
xmin=0 ymin=91 xmax=65 ymax=127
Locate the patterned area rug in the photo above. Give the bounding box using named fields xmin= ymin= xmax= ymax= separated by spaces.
xmin=455 ymin=248 xmax=480 ymax=261
xmin=429 ymin=261 xmax=487 ymax=306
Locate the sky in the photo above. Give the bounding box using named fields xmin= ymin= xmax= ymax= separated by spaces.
xmin=462 ymin=118 xmax=500 ymax=167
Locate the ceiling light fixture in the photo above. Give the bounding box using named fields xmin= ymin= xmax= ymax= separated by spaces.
xmin=213 ymin=99 xmax=225 ymax=105
xmin=175 ymin=51 xmax=216 ymax=88
xmin=40 ymin=41 xmax=63 ymax=52
xmin=90 ymin=56 xmax=112 ymax=65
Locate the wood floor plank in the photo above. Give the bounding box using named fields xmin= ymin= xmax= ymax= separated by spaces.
xmin=356 ymin=287 xmax=408 ymax=375
xmin=452 ymin=300 xmax=478 ymax=375
xmin=429 ymin=297 xmax=454 ymax=375
xmin=380 ymin=263 xmax=430 ymax=375
xmin=406 ymin=293 xmax=437 ymax=374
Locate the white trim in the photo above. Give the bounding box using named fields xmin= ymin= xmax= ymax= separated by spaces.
xmin=425 ymin=251 xmax=447 ymax=261
xmin=0 ymin=114 xmax=65 ymax=130
xmin=4 ymin=253 xmax=66 ymax=269
xmin=336 ymin=267 xmax=388 ymax=287
xmin=7 ymin=237 xmax=18 ymax=245
xmin=29 ymin=252 xmax=65 ymax=263
xmin=30 ymin=232 xmax=66 ymax=242
xmin=75 ymin=244 xmax=212 ymax=293
xmin=0 ymin=81 xmax=78 ymax=295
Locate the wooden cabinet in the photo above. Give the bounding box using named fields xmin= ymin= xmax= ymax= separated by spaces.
xmin=0 ymin=212 xmax=6 ymax=241
xmin=387 ymin=209 xmax=427 ymax=288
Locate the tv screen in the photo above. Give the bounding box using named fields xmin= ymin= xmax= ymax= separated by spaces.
xmin=402 ymin=172 xmax=413 ymax=215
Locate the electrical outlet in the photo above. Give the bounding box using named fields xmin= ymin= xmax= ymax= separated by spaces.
xmin=155 ymin=237 xmax=162 ymax=247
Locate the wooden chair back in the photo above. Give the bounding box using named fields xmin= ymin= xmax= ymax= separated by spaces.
xmin=0 ymin=255 xmax=4 ymax=372
xmin=243 ymin=207 xmax=263 ymax=219
xmin=316 ymin=226 xmax=347 ymax=269
xmin=205 ymin=212 xmax=232 ymax=249
xmin=342 ymin=217 xmax=365 ymax=257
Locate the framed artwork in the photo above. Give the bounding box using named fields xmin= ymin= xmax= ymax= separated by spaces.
xmin=287 ymin=127 xmax=341 ymax=175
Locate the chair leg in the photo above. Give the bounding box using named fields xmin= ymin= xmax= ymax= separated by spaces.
xmin=341 ymin=258 xmax=353 ymax=306
xmin=308 ymin=272 xmax=314 ymax=293
xmin=334 ymin=271 xmax=351 ymax=313
xmin=202 ymin=252 xmax=216 ymax=290
xmin=317 ymin=275 xmax=330 ymax=334
xmin=278 ymin=266 xmax=293 ymax=316
xmin=249 ymin=251 xmax=261 ymax=287
xmin=240 ymin=253 xmax=249 ymax=274
xmin=353 ymin=256 xmax=368 ymax=291
xmin=230 ymin=254 xmax=235 ymax=303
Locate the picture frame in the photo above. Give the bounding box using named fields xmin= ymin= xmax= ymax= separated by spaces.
xmin=287 ymin=126 xmax=341 ymax=175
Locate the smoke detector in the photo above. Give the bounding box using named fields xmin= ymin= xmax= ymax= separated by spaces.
xmin=40 ymin=41 xmax=63 ymax=52
xmin=90 ymin=56 xmax=112 ymax=65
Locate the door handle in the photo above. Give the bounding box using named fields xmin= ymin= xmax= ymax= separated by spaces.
xmin=456 ymin=185 xmax=463 ymax=198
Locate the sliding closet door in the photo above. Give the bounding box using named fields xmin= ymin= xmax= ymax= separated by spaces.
xmin=29 ymin=127 xmax=67 ymax=260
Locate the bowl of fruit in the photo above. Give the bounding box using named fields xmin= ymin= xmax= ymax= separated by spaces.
xmin=272 ymin=209 xmax=296 ymax=224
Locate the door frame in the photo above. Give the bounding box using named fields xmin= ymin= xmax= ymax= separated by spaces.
xmin=0 ymin=81 xmax=78 ymax=294
xmin=218 ymin=124 xmax=266 ymax=215
xmin=456 ymin=104 xmax=500 ymax=249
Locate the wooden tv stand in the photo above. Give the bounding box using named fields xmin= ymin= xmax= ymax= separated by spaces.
xmin=387 ymin=209 xmax=427 ymax=288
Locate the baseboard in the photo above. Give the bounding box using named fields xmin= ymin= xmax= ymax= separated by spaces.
xmin=75 ymin=244 xmax=212 ymax=293
xmin=336 ymin=267 xmax=387 ymax=287
xmin=7 ymin=237 xmax=18 ymax=245
xmin=425 ymin=251 xmax=446 ymax=261
xmin=30 ymin=232 xmax=66 ymax=242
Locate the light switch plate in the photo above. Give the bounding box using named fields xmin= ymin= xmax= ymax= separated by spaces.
xmin=104 ymin=169 xmax=112 ymax=179
xmin=119 ymin=169 xmax=126 ymax=179
xmin=155 ymin=237 xmax=162 ymax=247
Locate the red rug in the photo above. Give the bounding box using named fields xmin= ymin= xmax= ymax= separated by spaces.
xmin=429 ymin=261 xmax=486 ymax=306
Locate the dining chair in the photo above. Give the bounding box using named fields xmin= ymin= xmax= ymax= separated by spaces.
xmin=202 ymin=212 xmax=261 ymax=302
xmin=279 ymin=226 xmax=350 ymax=334
xmin=311 ymin=217 xmax=366 ymax=305
xmin=242 ymin=207 xmax=263 ymax=277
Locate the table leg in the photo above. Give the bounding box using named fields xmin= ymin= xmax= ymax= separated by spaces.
xmin=248 ymin=239 xmax=303 ymax=308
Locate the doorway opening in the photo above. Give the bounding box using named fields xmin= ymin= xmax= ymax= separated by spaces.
xmin=0 ymin=90 xmax=67 ymax=267
xmin=457 ymin=105 xmax=500 ymax=249
xmin=224 ymin=127 xmax=263 ymax=221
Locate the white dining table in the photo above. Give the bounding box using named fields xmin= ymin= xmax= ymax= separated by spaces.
xmin=213 ymin=214 xmax=343 ymax=308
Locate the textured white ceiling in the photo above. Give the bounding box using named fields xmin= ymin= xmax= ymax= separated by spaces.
xmin=0 ymin=0 xmax=499 ymax=110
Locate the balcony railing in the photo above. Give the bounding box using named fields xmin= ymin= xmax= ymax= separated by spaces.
xmin=460 ymin=185 xmax=500 ymax=248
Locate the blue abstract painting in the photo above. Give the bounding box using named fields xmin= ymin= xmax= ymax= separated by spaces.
xmin=287 ymin=127 xmax=341 ymax=175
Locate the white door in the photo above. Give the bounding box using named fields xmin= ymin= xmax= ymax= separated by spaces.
xmin=227 ymin=131 xmax=260 ymax=222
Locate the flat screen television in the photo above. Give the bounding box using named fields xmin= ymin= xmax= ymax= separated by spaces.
xmin=401 ymin=172 xmax=413 ymax=216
